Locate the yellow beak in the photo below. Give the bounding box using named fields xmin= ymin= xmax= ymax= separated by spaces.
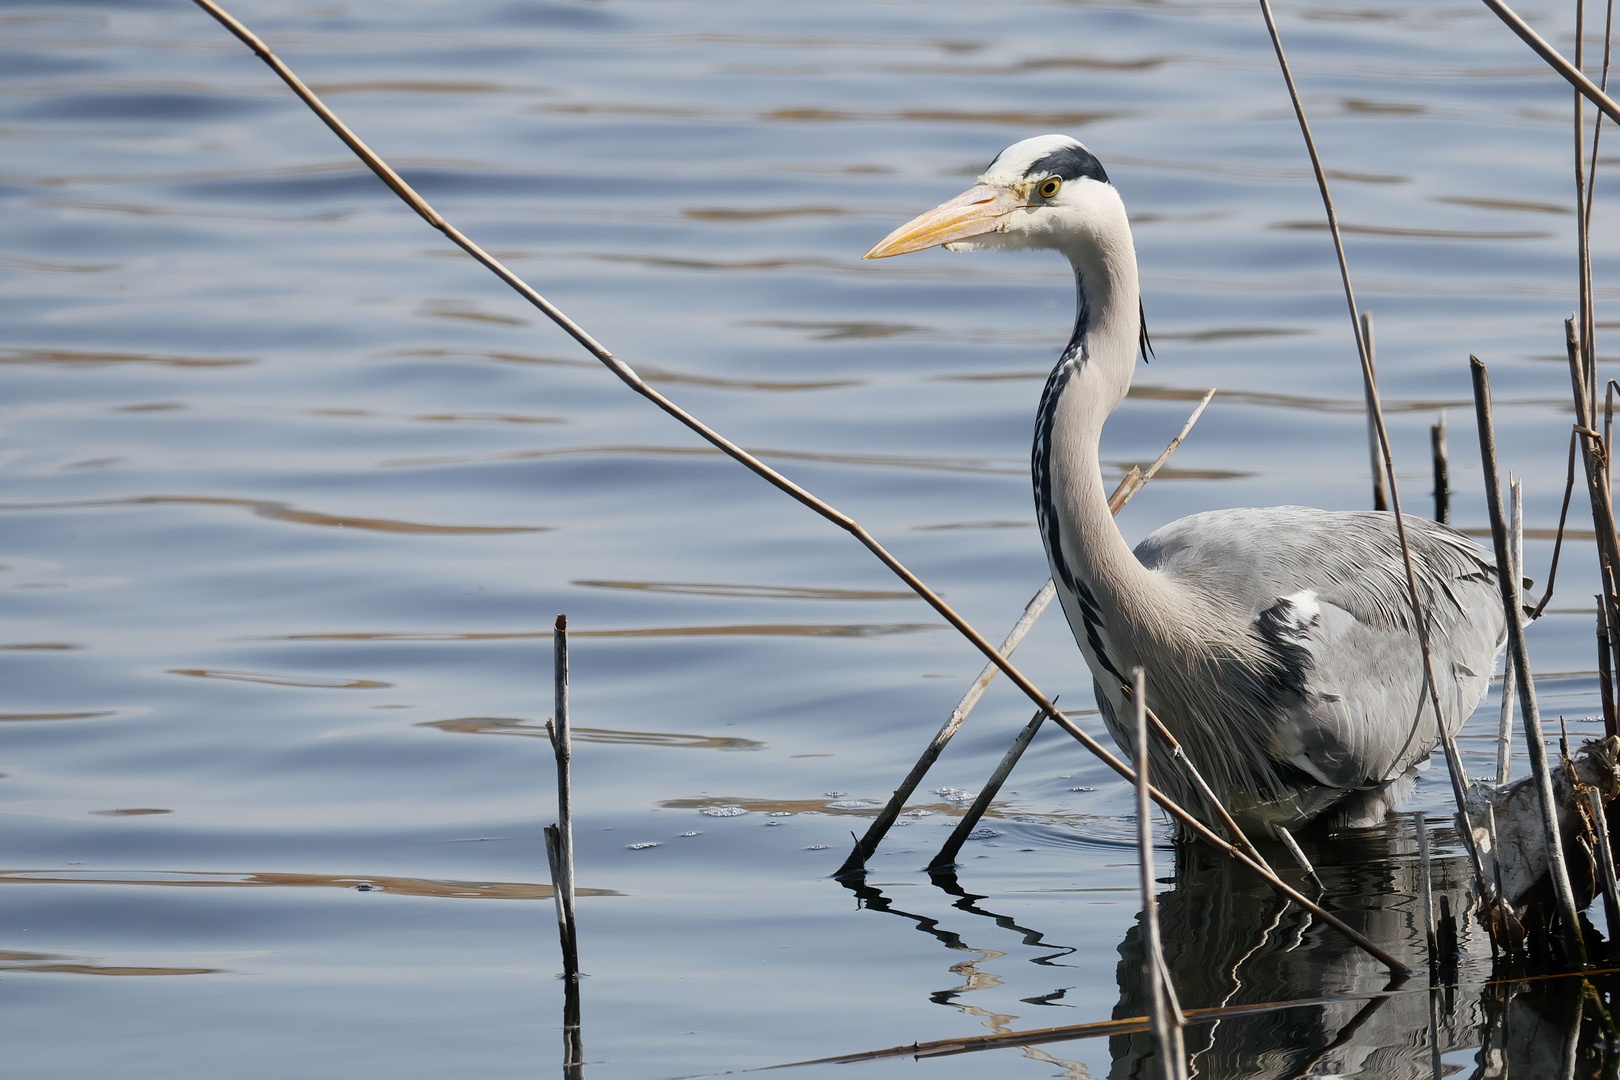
xmin=862 ymin=184 xmax=1023 ymax=259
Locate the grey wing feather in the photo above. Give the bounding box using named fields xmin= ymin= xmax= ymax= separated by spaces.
xmin=1134 ymin=507 xmax=1506 ymax=794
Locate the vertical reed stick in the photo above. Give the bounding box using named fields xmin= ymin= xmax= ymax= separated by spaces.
xmin=1275 ymin=826 xmax=1323 ymax=891
xmin=1133 ymin=668 xmax=1187 ymax=1080
xmin=547 ymin=614 xmax=583 ymax=1073
xmin=550 ymin=614 xmax=578 ymax=980
xmin=927 ymin=708 xmax=1046 ymax=873
xmin=1497 ymin=478 xmax=1522 ymax=784
xmin=1431 ymin=412 xmax=1450 ymax=524
xmin=1363 ymin=312 xmax=1389 ymax=512
xmin=1414 ymin=812 xmax=1438 ymax=978
xmin=1586 ymin=786 xmax=1620 ymax=940
xmin=1471 ymin=356 xmax=1589 ymax=964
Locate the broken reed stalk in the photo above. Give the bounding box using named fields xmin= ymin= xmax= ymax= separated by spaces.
xmin=1481 ymin=0 xmax=1620 ymax=125
xmin=1587 ymin=786 xmax=1620 ymax=939
xmin=1275 ymin=826 xmax=1323 ymax=891
xmin=1431 ymin=413 xmax=1450 ymax=525
xmin=1258 ymin=0 xmax=1492 ymax=904
xmin=928 ymin=709 xmax=1047 ymax=873
xmin=1497 ymin=478 xmax=1521 ymax=785
xmin=1363 ymin=312 xmax=1390 ymax=512
xmin=1471 ymin=356 xmax=1588 ymax=965
xmin=843 ymin=391 xmax=1215 ymax=878
xmin=1133 ymin=668 xmax=1188 ymax=1080
xmin=192 ymin=0 xmax=1409 ymax=977
xmin=546 ymin=615 xmax=583 ymax=1073
xmin=545 ymin=616 xmax=582 ymax=985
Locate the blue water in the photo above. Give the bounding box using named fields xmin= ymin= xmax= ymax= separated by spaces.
xmin=2 ymin=1 xmax=1617 ymax=1076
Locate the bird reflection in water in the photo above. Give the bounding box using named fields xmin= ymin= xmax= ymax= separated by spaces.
xmin=839 ymin=818 xmax=1610 ymax=1078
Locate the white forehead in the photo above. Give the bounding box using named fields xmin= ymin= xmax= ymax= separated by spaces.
xmin=980 ymin=134 xmax=1090 ymax=185
xmin=977 ymin=134 xmax=1116 ymax=195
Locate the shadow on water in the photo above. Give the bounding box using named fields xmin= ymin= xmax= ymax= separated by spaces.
xmin=832 ymin=818 xmax=1616 ymax=1078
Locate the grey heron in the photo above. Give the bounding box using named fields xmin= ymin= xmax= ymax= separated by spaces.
xmin=865 ymin=135 xmax=1507 ymax=831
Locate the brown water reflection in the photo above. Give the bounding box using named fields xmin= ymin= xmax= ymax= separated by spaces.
xmin=420 ymin=716 xmax=766 ymax=752
xmin=0 ymin=869 xmax=615 ymax=900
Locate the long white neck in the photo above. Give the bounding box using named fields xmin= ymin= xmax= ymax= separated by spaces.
xmin=1033 ymin=202 xmax=1180 ymax=691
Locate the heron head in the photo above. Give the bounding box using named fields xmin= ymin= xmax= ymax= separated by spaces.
xmin=863 ymin=135 xmax=1122 ymax=261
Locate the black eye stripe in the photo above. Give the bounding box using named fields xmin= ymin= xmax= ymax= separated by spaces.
xmin=1021 ymin=144 xmax=1109 ymax=185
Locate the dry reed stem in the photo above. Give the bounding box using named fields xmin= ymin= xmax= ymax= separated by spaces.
xmin=548 ymin=615 xmax=583 ymax=1072
xmin=1258 ymin=0 xmax=1492 ymax=905
xmin=1133 ymin=669 xmax=1188 ymax=1080
xmin=845 ymin=392 xmax=1214 ymax=877
xmin=1471 ymin=356 xmax=1588 ymax=965
xmin=548 ymin=614 xmax=579 ymax=982
xmin=1481 ymin=0 xmax=1620 ymax=123
xmin=927 ymin=708 xmax=1047 ymax=874
xmin=191 ymin=0 xmax=1408 ymax=976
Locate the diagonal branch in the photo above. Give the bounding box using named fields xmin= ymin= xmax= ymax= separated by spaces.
xmin=189 ymin=0 xmax=1410 ymax=976
xmin=1482 ymin=0 xmax=1620 ymax=122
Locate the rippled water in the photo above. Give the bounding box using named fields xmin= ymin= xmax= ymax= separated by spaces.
xmin=5 ymin=1 xmax=1620 ymax=1077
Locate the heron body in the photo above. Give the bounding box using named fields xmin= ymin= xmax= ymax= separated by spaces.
xmin=866 ymin=135 xmax=1506 ymax=830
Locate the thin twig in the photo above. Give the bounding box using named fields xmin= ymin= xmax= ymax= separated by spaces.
xmin=1579 ymin=0 xmax=1597 ymax=422
xmin=1471 ymin=355 xmax=1589 ymax=965
xmin=843 ymin=396 xmax=1216 ymax=876
xmin=1481 ymin=0 xmax=1620 ymax=123
xmin=1134 ymin=668 xmax=1188 ymax=1080
xmin=1258 ymin=0 xmax=1492 ymax=905
xmin=191 ymin=0 xmax=1409 ymax=976
xmin=927 ymin=708 xmax=1046 ymax=873
xmin=1530 ymin=430 xmax=1580 ymax=619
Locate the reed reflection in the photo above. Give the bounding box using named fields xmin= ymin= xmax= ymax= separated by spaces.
xmin=1111 ymin=822 xmax=1605 ymax=1079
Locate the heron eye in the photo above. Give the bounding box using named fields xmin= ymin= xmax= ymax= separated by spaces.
xmin=1038 ymin=176 xmax=1062 ymax=199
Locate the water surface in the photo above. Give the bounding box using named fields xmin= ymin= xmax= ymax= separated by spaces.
xmin=3 ymin=1 xmax=1618 ymax=1076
